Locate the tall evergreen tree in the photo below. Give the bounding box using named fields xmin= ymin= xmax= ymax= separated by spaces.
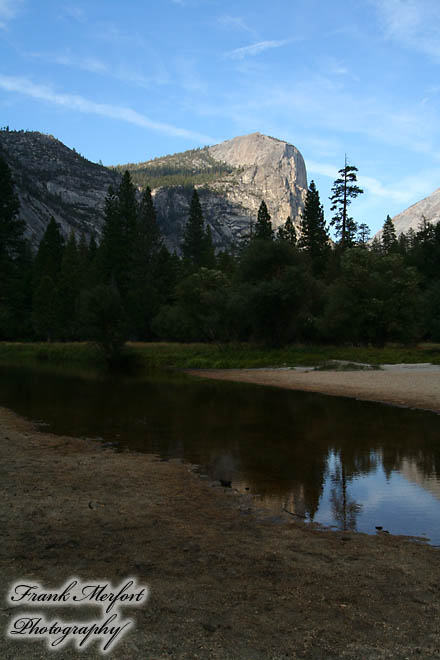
xmin=298 ymin=180 xmax=329 ymax=273
xmin=381 ymin=215 xmax=398 ymax=254
xmin=34 ymin=216 xmax=64 ymax=287
xmin=0 ymin=155 xmax=23 ymax=262
xmin=357 ymin=223 xmax=371 ymax=247
xmin=0 ymin=155 xmax=31 ymax=339
xmin=128 ymin=186 xmax=163 ymax=339
xmin=181 ymin=189 xmax=215 ymax=269
xmin=137 ymin=186 xmax=161 ymax=259
xmin=277 ymin=216 xmax=297 ymax=245
xmin=99 ymin=171 xmax=138 ymax=295
xmin=330 ymin=158 xmax=363 ymax=248
xmin=254 ymin=200 xmax=274 ymax=241
xmin=55 ymin=232 xmax=80 ymax=340
xmin=32 ymin=275 xmax=57 ymax=342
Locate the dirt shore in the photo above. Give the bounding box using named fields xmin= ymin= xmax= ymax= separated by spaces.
xmin=1 ymin=406 xmax=440 ymax=659
xmin=188 ymin=364 xmax=440 ymax=414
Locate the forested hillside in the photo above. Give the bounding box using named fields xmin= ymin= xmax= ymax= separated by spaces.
xmin=1 ymin=156 xmax=439 ymax=352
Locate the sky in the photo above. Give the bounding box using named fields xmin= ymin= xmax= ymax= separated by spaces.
xmin=1 ymin=0 xmax=440 ymax=235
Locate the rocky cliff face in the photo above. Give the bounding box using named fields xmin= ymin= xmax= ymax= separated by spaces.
xmin=0 ymin=130 xmax=120 ymax=245
xmin=208 ymin=132 xmax=307 ymax=229
xmin=391 ymin=188 xmax=440 ymax=236
xmin=129 ymin=132 xmax=308 ymax=251
xmin=1 ymin=130 xmax=307 ymax=251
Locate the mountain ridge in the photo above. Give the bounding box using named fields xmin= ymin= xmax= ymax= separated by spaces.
xmin=0 ymin=129 xmax=308 ymax=250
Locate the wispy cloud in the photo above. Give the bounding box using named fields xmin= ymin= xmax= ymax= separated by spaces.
xmin=217 ymin=15 xmax=256 ymax=36
xmin=62 ymin=4 xmax=86 ymax=23
xmin=0 ymin=74 xmax=215 ymax=144
xmin=175 ymin=57 xmax=205 ymax=92
xmin=308 ymin=158 xmax=440 ymax=205
xmin=0 ymin=0 xmax=24 ymax=28
xmin=371 ymin=0 xmax=440 ymax=59
xmin=224 ymin=39 xmax=290 ymax=60
xmin=28 ymin=51 xmax=166 ymax=89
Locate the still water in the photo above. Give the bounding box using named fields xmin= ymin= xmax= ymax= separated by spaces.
xmin=1 ymin=363 xmax=440 ymax=544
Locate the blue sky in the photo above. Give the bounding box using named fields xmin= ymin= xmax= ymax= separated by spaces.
xmin=1 ymin=0 xmax=440 ymax=234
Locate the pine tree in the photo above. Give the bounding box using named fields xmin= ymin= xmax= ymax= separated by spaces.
xmin=128 ymin=186 xmax=163 ymax=339
xmin=0 ymin=155 xmax=23 ymax=262
xmin=254 ymin=200 xmax=274 ymax=241
xmin=277 ymin=217 xmax=297 ymax=245
xmin=330 ymin=158 xmax=363 ymax=248
xmin=99 ymin=171 xmax=138 ymax=295
xmin=298 ymin=181 xmax=329 ymax=272
xmin=137 ymin=186 xmax=161 ymax=259
xmin=381 ymin=215 xmax=397 ymax=254
xmin=33 ymin=217 xmax=64 ymax=289
xmin=357 ymin=223 xmax=371 ymax=247
xmin=0 ymin=155 xmax=31 ymax=339
xmin=55 ymin=232 xmax=80 ymax=339
xmin=181 ymin=189 xmax=215 ymax=269
xmin=32 ymin=275 xmax=57 ymax=341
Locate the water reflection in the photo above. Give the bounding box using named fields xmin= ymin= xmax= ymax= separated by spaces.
xmin=0 ymin=363 xmax=439 ymax=543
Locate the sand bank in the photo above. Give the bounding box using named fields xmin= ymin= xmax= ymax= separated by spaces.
xmin=188 ymin=363 xmax=440 ymax=414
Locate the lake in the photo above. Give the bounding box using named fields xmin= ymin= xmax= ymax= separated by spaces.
xmin=1 ymin=362 xmax=440 ymax=544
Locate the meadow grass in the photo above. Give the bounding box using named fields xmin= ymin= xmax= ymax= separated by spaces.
xmin=0 ymin=341 xmax=439 ymax=370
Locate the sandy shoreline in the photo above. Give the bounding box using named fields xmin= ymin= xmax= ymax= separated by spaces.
xmin=187 ymin=363 xmax=440 ymax=414
xmin=1 ymin=406 xmax=440 ymax=658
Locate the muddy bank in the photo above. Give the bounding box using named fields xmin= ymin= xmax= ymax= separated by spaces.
xmin=188 ymin=364 xmax=440 ymax=414
xmin=1 ymin=406 xmax=440 ymax=659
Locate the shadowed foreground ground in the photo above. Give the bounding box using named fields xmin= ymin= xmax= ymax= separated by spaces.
xmin=1 ymin=406 xmax=440 ymax=659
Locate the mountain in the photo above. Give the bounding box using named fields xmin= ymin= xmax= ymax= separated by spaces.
xmin=117 ymin=132 xmax=307 ymax=251
xmin=0 ymin=129 xmax=308 ymax=250
xmin=0 ymin=130 xmax=120 ymax=246
xmin=391 ymin=188 xmax=440 ymax=236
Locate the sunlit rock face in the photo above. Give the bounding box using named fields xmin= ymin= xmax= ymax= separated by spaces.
xmin=0 ymin=130 xmax=308 ymax=252
xmin=373 ymin=187 xmax=440 ymax=241
xmin=391 ymin=188 xmax=440 ymax=235
xmin=0 ymin=130 xmax=120 ymax=246
xmin=207 ymin=132 xmax=308 ymax=233
xmin=152 ymin=132 xmax=308 ymax=251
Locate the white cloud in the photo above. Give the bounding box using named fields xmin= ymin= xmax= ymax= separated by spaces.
xmin=175 ymin=57 xmax=205 ymax=92
xmin=224 ymin=39 xmax=290 ymax=60
xmin=217 ymin=15 xmax=256 ymax=35
xmin=0 ymin=74 xmax=216 ymax=144
xmin=62 ymin=4 xmax=86 ymax=23
xmin=307 ymin=160 xmax=339 ymax=180
xmin=28 ymin=51 xmax=163 ymax=89
xmin=0 ymin=0 xmax=23 ymax=28
xmin=371 ymin=0 xmax=440 ymax=59
xmin=308 ymin=158 xmax=440 ymax=206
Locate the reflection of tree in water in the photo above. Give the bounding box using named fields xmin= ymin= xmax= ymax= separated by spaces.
xmin=329 ymin=453 xmax=362 ymax=531
xmin=2 ymin=364 xmax=440 ymax=521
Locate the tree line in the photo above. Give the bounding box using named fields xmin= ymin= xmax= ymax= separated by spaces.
xmin=1 ymin=155 xmax=439 ymax=353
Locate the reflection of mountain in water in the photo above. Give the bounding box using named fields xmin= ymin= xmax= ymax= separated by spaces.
xmin=1 ymin=364 xmax=440 ymax=539
xmin=400 ymin=458 xmax=440 ymax=500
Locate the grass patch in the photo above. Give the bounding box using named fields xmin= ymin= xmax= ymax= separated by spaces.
xmin=130 ymin=342 xmax=440 ymax=370
xmin=1 ymin=341 xmax=439 ymax=370
xmin=0 ymin=342 xmax=103 ymax=366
